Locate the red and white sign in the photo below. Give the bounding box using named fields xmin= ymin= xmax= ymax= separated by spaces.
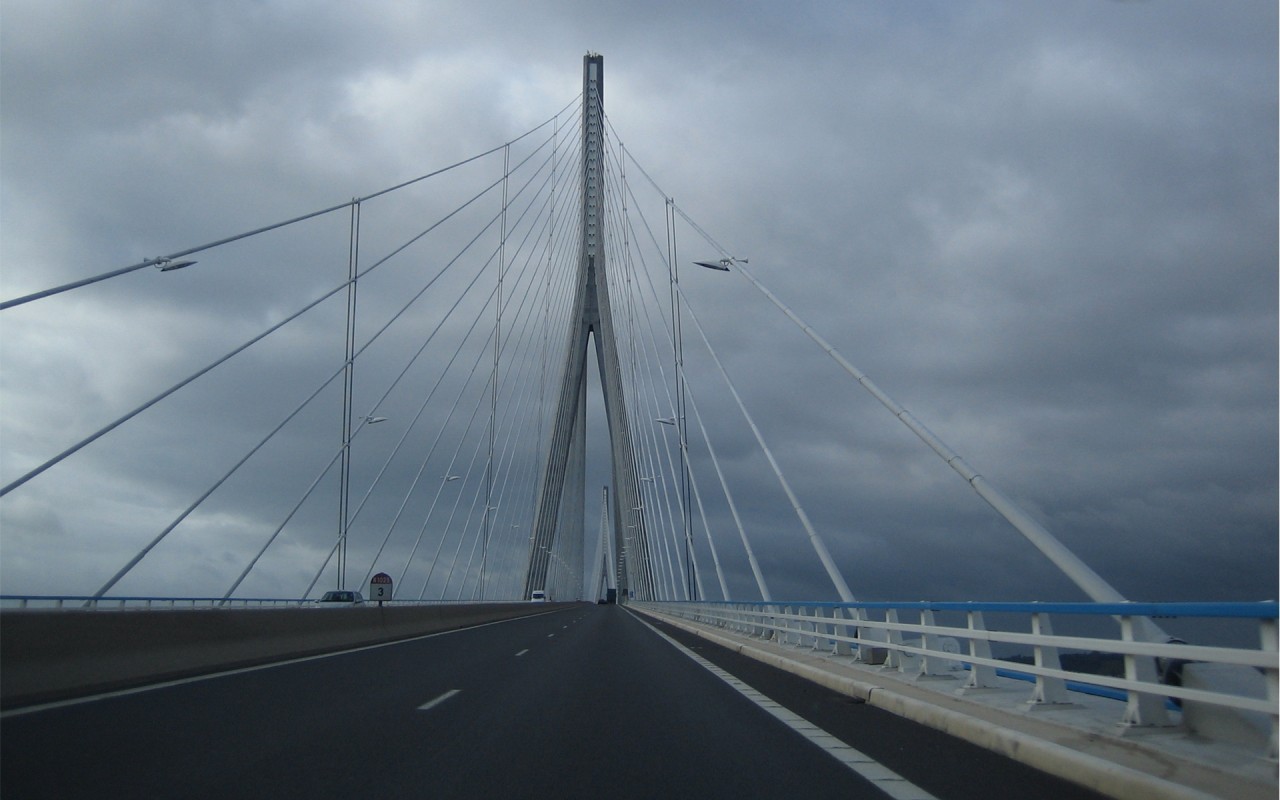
xmin=369 ymin=572 xmax=393 ymax=601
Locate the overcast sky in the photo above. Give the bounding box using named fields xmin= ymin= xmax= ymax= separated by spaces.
xmin=1 ymin=1 xmax=1275 ymax=615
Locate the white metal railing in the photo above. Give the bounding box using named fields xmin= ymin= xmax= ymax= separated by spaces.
xmin=638 ymin=599 xmax=1278 ymax=758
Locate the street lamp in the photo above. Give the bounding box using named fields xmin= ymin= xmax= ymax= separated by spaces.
xmin=154 ymin=257 xmax=198 ymax=272
xmin=693 ymin=257 xmax=746 ymax=272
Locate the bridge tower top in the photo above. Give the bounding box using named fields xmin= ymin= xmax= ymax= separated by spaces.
xmin=582 ymin=53 xmax=604 ymax=265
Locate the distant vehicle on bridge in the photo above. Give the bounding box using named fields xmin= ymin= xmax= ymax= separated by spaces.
xmin=316 ymin=590 xmax=365 ymax=606
xmin=530 ymin=590 xmax=547 ymax=603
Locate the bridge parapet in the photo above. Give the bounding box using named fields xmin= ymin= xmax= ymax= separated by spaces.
xmin=0 ymin=595 xmax=502 ymax=610
xmin=636 ymin=599 xmax=1277 ymax=800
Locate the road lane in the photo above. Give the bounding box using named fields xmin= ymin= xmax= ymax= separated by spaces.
xmin=3 ymin=605 xmax=891 ymax=799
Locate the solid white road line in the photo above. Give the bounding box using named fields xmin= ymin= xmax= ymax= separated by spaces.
xmin=628 ymin=611 xmax=940 ymax=800
xmin=417 ymin=689 xmax=461 ymax=712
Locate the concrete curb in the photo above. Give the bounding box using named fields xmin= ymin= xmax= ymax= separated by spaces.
xmin=635 ymin=607 xmax=1268 ymax=800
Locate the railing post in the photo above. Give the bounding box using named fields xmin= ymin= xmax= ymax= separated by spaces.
xmin=962 ymin=610 xmax=999 ymax=689
xmin=1262 ymin=618 xmax=1278 ymax=760
xmin=850 ymin=607 xmax=870 ymax=663
xmin=820 ymin=606 xmax=832 ymax=652
xmin=1119 ymin=615 xmax=1171 ymax=728
xmin=1028 ymin=612 xmax=1071 ymax=706
xmin=885 ymin=608 xmax=904 ymax=671
xmin=918 ymin=609 xmax=948 ymax=677
xmin=831 ymin=607 xmax=853 ymax=656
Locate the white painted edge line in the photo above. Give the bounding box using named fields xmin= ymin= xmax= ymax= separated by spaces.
xmin=634 ymin=609 xmax=1230 ymax=800
xmin=515 ymin=649 xmax=530 ymax=657
xmin=417 ymin=689 xmax=461 ymax=712
xmin=628 ymin=609 xmax=940 ymax=800
xmin=1 ymin=610 xmax=561 ymax=720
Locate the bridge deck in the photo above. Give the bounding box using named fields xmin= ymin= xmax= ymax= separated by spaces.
xmin=3 ymin=604 xmax=1107 ymax=799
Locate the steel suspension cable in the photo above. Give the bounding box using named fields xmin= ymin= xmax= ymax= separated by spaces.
xmin=413 ymin=211 xmax=579 ymax=598
xmin=450 ymin=207 xmax=580 ymax=598
xmin=602 ymin=142 xmax=704 ymax=600
xmin=82 ymin=125 xmax=575 ymax=598
xmin=390 ymin=326 xmax=498 ymax=594
xmin=677 ymin=284 xmax=857 ymax=602
xmin=234 ymin=191 xmax=538 ymax=599
xmin=622 ymin=134 xmax=1143 ymax=608
xmin=490 ymin=239 xmax=582 ymax=594
xmin=1 ymin=98 xmax=580 ymax=311
xmin=2 ymin=146 xmax=527 ymax=502
xmin=602 ymin=172 xmax=710 ymax=601
xmin=473 ymin=209 xmax=581 ymax=595
xmin=356 ymin=164 xmax=567 ymax=589
xmin=606 ymin=199 xmax=681 ymax=599
xmin=617 ymin=174 xmax=771 ymax=601
xmin=407 ymin=165 xmax=583 ymax=596
xmin=625 ymin=251 xmax=727 ymax=600
xmin=662 ymin=194 xmax=1139 ymax=612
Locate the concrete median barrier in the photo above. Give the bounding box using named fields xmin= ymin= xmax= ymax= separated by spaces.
xmin=1 ymin=602 xmax=574 ymax=708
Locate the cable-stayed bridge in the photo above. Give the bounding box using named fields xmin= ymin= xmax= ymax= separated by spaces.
xmin=1 ymin=55 xmax=1275 ymax=800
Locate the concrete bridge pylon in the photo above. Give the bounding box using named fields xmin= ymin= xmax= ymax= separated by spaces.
xmin=523 ymin=54 xmax=651 ymax=601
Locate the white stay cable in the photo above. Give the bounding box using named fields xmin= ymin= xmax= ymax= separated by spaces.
xmin=622 ymin=207 xmax=769 ymax=601
xmin=677 ymin=283 xmax=856 ymax=603
xmin=668 ymin=199 xmax=1151 ymax=619
xmin=627 ymin=258 xmax=719 ymax=600
xmin=632 ymin=306 xmax=692 ymax=599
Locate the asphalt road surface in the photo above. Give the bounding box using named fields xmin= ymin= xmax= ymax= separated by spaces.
xmin=1 ymin=604 xmax=1104 ymax=799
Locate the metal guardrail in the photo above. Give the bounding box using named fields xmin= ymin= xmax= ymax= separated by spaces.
xmin=0 ymin=595 xmax=514 ymax=610
xmin=640 ymin=599 xmax=1278 ymax=758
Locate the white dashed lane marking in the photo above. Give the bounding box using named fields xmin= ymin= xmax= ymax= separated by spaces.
xmin=417 ymin=689 xmax=461 ymax=712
